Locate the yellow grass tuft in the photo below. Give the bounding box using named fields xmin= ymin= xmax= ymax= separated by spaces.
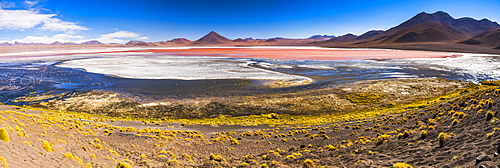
xmin=0 ymin=128 xmax=11 ymax=143
xmin=393 ymin=162 xmax=413 ymax=168
xmin=39 ymin=139 xmax=53 ymax=152
xmin=303 ymin=159 xmax=318 ymax=168
xmin=438 ymin=132 xmax=447 ymax=147
xmin=0 ymin=156 xmax=8 ymax=168
xmin=116 ymin=162 xmax=132 ymax=168
xmin=420 ymin=130 xmax=428 ymax=139
xmin=167 ymin=160 xmax=180 ymax=167
xmin=486 ymin=111 xmax=495 ymax=121
xmin=63 ymin=152 xmax=75 ymax=159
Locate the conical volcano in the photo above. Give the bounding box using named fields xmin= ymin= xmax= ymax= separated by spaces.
xmin=194 ymin=31 xmax=232 ymax=44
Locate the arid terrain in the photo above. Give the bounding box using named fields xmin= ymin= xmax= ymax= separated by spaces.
xmin=1 ymin=10 xmax=500 ymax=168
xmin=1 ymin=78 xmax=499 ymax=167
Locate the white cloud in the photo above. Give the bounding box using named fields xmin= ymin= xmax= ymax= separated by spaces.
xmin=0 ymin=1 xmax=16 ymax=8
xmin=0 ymin=8 xmax=87 ymax=33
xmin=101 ymin=31 xmax=141 ymax=38
xmin=137 ymin=36 xmax=149 ymax=40
xmin=0 ymin=9 xmax=53 ymax=29
xmin=14 ymin=33 xmax=84 ymax=43
xmin=96 ymin=31 xmax=147 ymax=43
xmin=23 ymin=0 xmax=38 ymax=8
xmin=40 ymin=18 xmax=88 ymax=33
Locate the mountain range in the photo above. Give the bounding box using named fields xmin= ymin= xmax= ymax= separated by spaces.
xmin=1 ymin=11 xmax=499 ymax=54
xmin=315 ymin=11 xmax=500 ymax=54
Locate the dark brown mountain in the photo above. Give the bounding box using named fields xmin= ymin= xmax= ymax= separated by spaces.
xmin=126 ymin=41 xmax=157 ymax=46
xmin=233 ymin=38 xmax=247 ymax=42
xmin=356 ymin=30 xmax=384 ymax=40
xmin=389 ymin=11 xmax=500 ymax=36
xmin=459 ymin=28 xmax=500 ymax=48
xmin=81 ymin=40 xmax=102 ymax=45
xmin=194 ymin=31 xmax=232 ymax=44
xmin=326 ymin=33 xmax=358 ymax=42
xmin=378 ymin=21 xmax=468 ymax=43
xmin=166 ymin=38 xmax=191 ymax=44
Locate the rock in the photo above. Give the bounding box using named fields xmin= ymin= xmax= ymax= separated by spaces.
xmin=476 ymin=154 xmax=491 ymax=165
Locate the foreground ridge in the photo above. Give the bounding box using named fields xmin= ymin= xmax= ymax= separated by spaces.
xmin=0 ymin=81 xmax=499 ymax=167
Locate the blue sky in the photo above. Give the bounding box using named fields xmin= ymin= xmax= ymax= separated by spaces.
xmin=0 ymin=0 xmax=499 ymax=43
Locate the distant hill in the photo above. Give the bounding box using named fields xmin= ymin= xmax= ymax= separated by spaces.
xmin=194 ymin=31 xmax=232 ymax=44
xmin=0 ymin=42 xmax=12 ymax=46
xmin=459 ymin=28 xmax=500 ymax=48
xmin=319 ymin=11 xmax=498 ymax=45
xmin=167 ymin=38 xmax=191 ymax=44
xmin=51 ymin=41 xmax=77 ymax=45
xmin=379 ymin=21 xmax=467 ymax=43
xmin=126 ymin=41 xmax=157 ymax=46
xmin=309 ymin=35 xmax=336 ymax=40
xmin=233 ymin=38 xmax=247 ymax=42
xmin=81 ymin=40 xmax=102 ymax=45
xmin=356 ymin=30 xmax=384 ymax=40
xmin=326 ymin=33 xmax=357 ymax=42
xmin=314 ymin=11 xmax=500 ymax=54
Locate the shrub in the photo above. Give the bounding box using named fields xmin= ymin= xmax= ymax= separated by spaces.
xmin=420 ymin=130 xmax=428 ymax=139
xmin=230 ymin=139 xmax=239 ymax=145
xmin=168 ymin=160 xmax=180 ymax=167
xmin=325 ymin=145 xmax=338 ymax=151
xmin=182 ymin=153 xmax=192 ymax=160
xmin=0 ymin=156 xmax=7 ymax=168
xmin=285 ymin=155 xmax=296 ymax=160
xmin=486 ymin=132 xmax=494 ymax=139
xmin=402 ymin=130 xmax=410 ymax=138
xmin=64 ymin=152 xmax=75 ymax=159
xmin=303 ymin=159 xmax=318 ymax=168
xmin=486 ymin=111 xmax=495 ymax=121
xmin=393 ymin=162 xmax=413 ymax=168
xmin=451 ymin=119 xmax=459 ymax=126
xmin=39 ymin=139 xmax=53 ymax=152
xmin=490 ymin=118 xmax=498 ymax=125
xmin=261 ymin=163 xmax=269 ymax=168
xmin=438 ymin=132 xmax=447 ymax=147
xmin=0 ymin=128 xmax=11 ymax=143
xmin=239 ymin=162 xmax=250 ymax=167
xmin=116 ymin=162 xmax=132 ymax=168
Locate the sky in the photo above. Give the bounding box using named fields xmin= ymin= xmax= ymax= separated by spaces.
xmin=0 ymin=0 xmax=499 ymax=44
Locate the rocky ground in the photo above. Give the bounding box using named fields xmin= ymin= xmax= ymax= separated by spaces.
xmin=1 ymin=79 xmax=499 ymax=167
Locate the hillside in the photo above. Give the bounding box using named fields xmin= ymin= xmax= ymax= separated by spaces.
xmin=0 ymin=79 xmax=499 ymax=167
xmin=459 ymin=28 xmax=500 ymax=48
xmin=387 ymin=11 xmax=500 ymax=36
xmin=378 ymin=21 xmax=468 ymax=44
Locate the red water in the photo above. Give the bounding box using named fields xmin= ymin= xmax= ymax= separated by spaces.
xmin=44 ymin=48 xmax=454 ymax=61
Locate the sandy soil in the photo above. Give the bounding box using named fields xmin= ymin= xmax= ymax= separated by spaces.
xmin=1 ymin=83 xmax=499 ymax=167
